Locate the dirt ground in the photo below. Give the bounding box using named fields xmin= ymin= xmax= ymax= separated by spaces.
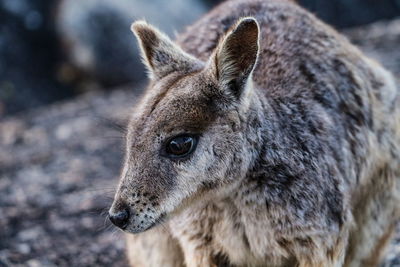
xmin=1 ymin=18 xmax=400 ymax=266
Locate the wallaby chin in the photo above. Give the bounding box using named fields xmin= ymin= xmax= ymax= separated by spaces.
xmin=110 ymin=0 xmax=400 ymax=266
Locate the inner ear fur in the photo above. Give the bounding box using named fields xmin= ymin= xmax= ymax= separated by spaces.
xmin=213 ymin=17 xmax=260 ymax=97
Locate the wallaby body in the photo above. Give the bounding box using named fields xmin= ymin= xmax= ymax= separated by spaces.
xmin=109 ymin=0 xmax=400 ymax=266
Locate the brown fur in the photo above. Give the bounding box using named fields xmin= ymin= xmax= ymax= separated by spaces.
xmin=109 ymin=0 xmax=400 ymax=266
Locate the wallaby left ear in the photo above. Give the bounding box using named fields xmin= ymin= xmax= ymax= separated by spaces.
xmin=131 ymin=21 xmax=201 ymax=80
xmin=212 ymin=17 xmax=259 ymax=97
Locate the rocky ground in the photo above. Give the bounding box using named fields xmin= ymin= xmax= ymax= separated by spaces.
xmin=1 ymin=19 xmax=400 ymax=266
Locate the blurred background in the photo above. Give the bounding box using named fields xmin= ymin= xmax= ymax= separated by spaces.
xmin=0 ymin=0 xmax=399 ymax=266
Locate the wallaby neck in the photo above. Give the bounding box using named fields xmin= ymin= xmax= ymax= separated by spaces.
xmin=242 ymin=84 xmax=275 ymax=175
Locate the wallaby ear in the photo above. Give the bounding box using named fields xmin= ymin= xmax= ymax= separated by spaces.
xmin=212 ymin=17 xmax=259 ymax=97
xmin=131 ymin=21 xmax=201 ymax=79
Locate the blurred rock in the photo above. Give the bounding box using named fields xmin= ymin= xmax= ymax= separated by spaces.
xmin=0 ymin=0 xmax=74 ymax=117
xmin=299 ymin=0 xmax=400 ymax=28
xmin=344 ymin=17 xmax=400 ymax=77
xmin=56 ymin=0 xmax=207 ymax=86
xmin=0 ymin=17 xmax=399 ymax=267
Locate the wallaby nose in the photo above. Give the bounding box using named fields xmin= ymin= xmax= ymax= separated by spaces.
xmin=109 ymin=208 xmax=130 ymax=229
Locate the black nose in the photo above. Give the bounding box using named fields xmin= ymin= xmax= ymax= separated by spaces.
xmin=109 ymin=208 xmax=130 ymax=229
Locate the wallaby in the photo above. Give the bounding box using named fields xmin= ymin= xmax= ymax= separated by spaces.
xmin=108 ymin=0 xmax=400 ymax=266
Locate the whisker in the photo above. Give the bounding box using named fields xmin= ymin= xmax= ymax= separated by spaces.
xmin=93 ymin=115 xmax=128 ymax=135
xmin=100 ymin=135 xmax=125 ymax=140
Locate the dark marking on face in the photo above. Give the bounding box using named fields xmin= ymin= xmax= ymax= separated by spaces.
xmin=277 ymin=238 xmax=291 ymax=249
xmin=149 ymin=196 xmax=158 ymax=201
xmin=211 ymin=251 xmax=232 ymax=267
xmin=201 ymin=181 xmax=219 ymax=190
xmin=295 ymin=237 xmax=313 ymax=248
xmin=242 ymin=232 xmax=250 ymax=250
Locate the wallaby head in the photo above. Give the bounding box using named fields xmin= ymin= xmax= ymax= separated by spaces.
xmin=109 ymin=17 xmax=260 ymax=233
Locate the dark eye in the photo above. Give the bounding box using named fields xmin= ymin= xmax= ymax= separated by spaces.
xmin=165 ymin=135 xmax=198 ymax=158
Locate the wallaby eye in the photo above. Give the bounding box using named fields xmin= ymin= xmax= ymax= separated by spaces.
xmin=165 ymin=135 xmax=198 ymax=158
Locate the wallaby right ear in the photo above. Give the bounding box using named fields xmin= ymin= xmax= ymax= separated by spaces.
xmin=211 ymin=17 xmax=259 ymax=98
xmin=131 ymin=21 xmax=201 ymax=80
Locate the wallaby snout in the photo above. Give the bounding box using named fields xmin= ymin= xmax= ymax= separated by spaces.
xmin=110 ymin=185 xmax=164 ymax=233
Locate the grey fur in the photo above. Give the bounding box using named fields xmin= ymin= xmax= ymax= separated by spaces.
xmin=110 ymin=0 xmax=400 ymax=266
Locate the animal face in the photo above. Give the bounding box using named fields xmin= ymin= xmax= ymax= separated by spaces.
xmin=109 ymin=18 xmax=260 ymax=233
